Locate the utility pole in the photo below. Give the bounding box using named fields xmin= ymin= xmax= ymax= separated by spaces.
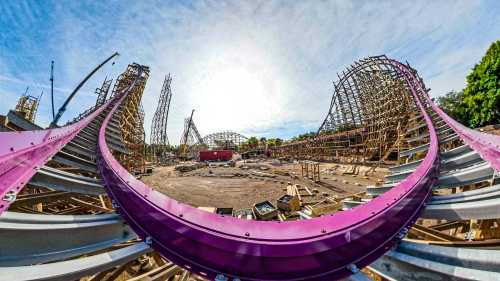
xmin=50 ymin=52 xmax=119 ymax=128
xmin=50 ymin=61 xmax=55 ymax=120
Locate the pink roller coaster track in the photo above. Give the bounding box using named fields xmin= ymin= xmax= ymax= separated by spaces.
xmin=0 ymin=57 xmax=499 ymax=281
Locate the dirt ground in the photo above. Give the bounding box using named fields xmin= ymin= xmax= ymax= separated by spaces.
xmin=141 ymin=159 xmax=387 ymax=210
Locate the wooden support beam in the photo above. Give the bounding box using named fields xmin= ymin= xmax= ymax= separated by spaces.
xmin=11 ymin=191 xmax=71 ymax=207
xmin=88 ymin=266 xmax=117 ymax=281
xmin=102 ymin=261 xmax=135 ymax=281
xmin=56 ymin=206 xmax=85 ymax=215
xmin=70 ymin=197 xmax=113 ymax=213
xmin=410 ymin=224 xmax=463 ymax=242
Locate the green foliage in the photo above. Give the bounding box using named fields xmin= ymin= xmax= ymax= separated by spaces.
xmin=291 ymin=131 xmax=316 ymax=141
xmin=437 ymin=90 xmax=467 ymax=124
xmin=246 ymin=136 xmax=259 ymax=148
xmin=461 ymin=41 xmax=500 ymax=127
xmin=266 ymin=138 xmax=283 ymax=147
xmin=435 ymin=41 xmax=500 ymax=128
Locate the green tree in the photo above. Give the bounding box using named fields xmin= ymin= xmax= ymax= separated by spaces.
xmin=291 ymin=131 xmax=316 ymax=141
xmin=246 ymin=137 xmax=259 ymax=148
xmin=461 ymin=41 xmax=500 ymax=127
xmin=266 ymin=138 xmax=283 ymax=148
xmin=437 ymin=90 xmax=467 ymax=124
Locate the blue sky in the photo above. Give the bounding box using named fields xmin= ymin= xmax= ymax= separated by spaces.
xmin=0 ymin=1 xmax=499 ymax=143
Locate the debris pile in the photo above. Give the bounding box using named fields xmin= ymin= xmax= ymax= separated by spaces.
xmin=174 ymin=162 xmax=206 ymax=172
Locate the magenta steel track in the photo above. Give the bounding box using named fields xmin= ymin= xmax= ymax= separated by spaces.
xmin=1 ymin=56 xmax=498 ymax=280
xmin=428 ymin=99 xmax=500 ymax=172
xmin=96 ymin=57 xmax=440 ymax=280
xmin=0 ymin=97 xmax=116 ymax=213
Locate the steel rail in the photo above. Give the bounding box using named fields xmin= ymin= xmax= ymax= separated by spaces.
xmin=358 ymin=185 xmax=500 ymax=220
xmin=0 ymin=242 xmax=151 ymax=281
xmin=389 ymin=145 xmax=472 ymax=174
xmin=404 ymin=238 xmax=500 ymax=248
xmin=28 ymin=166 xmax=104 ymax=195
xmin=0 ymin=211 xmax=134 ymax=266
xmin=386 ymin=150 xmax=482 ymax=182
xmin=422 ymin=184 xmax=500 ymax=220
xmin=52 ymin=151 xmax=97 ymax=173
xmin=428 ymin=98 xmax=500 ymax=172
xmin=97 ymin=57 xmax=439 ymax=280
xmin=368 ymin=161 xmax=494 ymax=197
xmin=369 ymin=240 xmax=500 ymax=280
xmin=399 ymin=134 xmax=459 ymax=157
xmin=0 ymin=95 xmax=116 ymax=213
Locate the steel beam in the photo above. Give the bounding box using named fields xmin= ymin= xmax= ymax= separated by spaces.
xmin=370 ymin=162 xmax=494 ymax=197
xmin=386 ymin=149 xmax=483 ymax=182
xmin=52 ymin=151 xmax=97 ymax=173
xmin=389 ymin=145 xmax=472 ymax=174
xmin=422 ymin=184 xmax=500 ymax=220
xmin=0 ymin=241 xmax=148 ymax=281
xmin=0 ymin=211 xmax=135 ymax=266
xmin=29 ymin=166 xmax=104 ymax=194
xmin=370 ymin=241 xmax=500 ymax=280
xmin=400 ymin=134 xmax=459 ymax=157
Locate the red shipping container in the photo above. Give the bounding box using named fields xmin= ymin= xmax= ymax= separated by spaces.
xmin=199 ymin=150 xmax=233 ymax=162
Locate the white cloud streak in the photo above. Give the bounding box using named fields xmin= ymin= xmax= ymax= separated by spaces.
xmin=0 ymin=0 xmax=498 ymax=142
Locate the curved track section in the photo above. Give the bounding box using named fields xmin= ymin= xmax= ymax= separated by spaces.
xmin=0 ymin=96 xmax=116 ymax=213
xmin=97 ymin=57 xmax=439 ymax=280
xmin=429 ymin=100 xmax=500 ymax=171
xmin=1 ymin=56 xmax=498 ymax=280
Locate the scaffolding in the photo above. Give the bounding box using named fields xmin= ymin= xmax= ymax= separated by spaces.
xmin=15 ymin=87 xmax=42 ymax=123
xmin=111 ymin=63 xmax=150 ymax=174
xmin=150 ymin=74 xmax=173 ymax=163
xmin=95 ymin=77 xmax=113 ymax=107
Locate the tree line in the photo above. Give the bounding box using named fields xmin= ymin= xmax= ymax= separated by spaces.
xmin=437 ymin=41 xmax=500 ymax=128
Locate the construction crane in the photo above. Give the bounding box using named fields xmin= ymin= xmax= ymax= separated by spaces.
xmin=50 ymin=52 xmax=119 ymax=127
xmin=179 ymin=109 xmax=204 ymax=159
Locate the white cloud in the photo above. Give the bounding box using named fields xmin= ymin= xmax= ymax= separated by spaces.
xmin=0 ymin=0 xmax=498 ymax=141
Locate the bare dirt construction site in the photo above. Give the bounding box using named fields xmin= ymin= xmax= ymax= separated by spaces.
xmin=141 ymin=159 xmax=388 ymax=211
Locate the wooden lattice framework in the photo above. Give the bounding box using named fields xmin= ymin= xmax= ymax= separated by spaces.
xmin=112 ymin=63 xmax=150 ymax=173
xmin=273 ymin=55 xmax=418 ymax=163
xmin=15 ymin=89 xmax=42 ymax=123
